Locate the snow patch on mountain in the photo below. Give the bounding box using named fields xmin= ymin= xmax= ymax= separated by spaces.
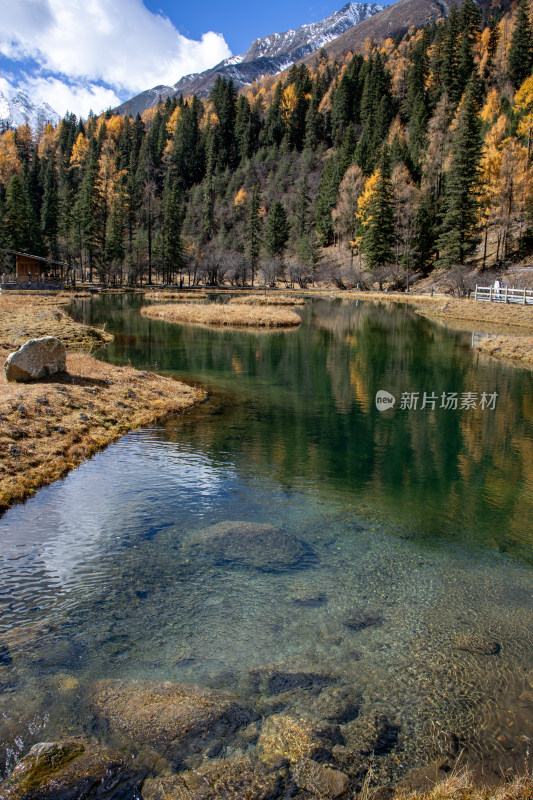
xmin=242 ymin=2 xmax=383 ymax=61
xmin=116 ymin=1 xmax=383 ymax=114
xmin=0 ymin=90 xmax=60 ymax=131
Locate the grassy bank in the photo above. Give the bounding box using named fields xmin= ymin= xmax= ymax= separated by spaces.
xmin=0 ymin=293 xmax=205 ymax=514
xmin=143 ymin=291 xmax=208 ymax=302
xmin=228 ymin=294 xmax=306 ymax=306
xmin=0 ymin=291 xmax=113 ymax=349
xmin=412 ymin=297 xmax=533 ymax=330
xmin=475 ymin=335 xmax=533 ymax=366
xmin=140 ymin=301 xmax=302 ymax=328
xmin=395 ymin=770 xmax=533 ymax=800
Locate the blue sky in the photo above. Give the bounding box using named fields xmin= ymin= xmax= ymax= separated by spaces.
xmin=143 ymin=0 xmax=365 ymax=55
xmin=0 ymin=0 xmax=392 ymax=119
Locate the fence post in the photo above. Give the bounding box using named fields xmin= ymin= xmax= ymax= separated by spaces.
xmin=505 ymin=286 xmax=508 ymax=303
xmin=475 ymin=285 xmax=478 ymax=300
xmin=524 ymin=289 xmax=527 ymax=305
xmin=489 ymin=286 xmax=492 ymax=302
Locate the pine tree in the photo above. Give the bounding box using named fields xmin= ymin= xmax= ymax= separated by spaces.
xmin=360 ymin=150 xmax=396 ymax=271
xmin=106 ymin=191 xmax=126 ymax=281
xmin=457 ymin=0 xmax=481 ymax=92
xmin=437 ymin=84 xmax=482 ymax=267
xmin=235 ymin=95 xmax=252 ymax=161
xmin=315 ymin=154 xmax=343 ymax=244
xmin=77 ymin=138 xmax=101 ymax=281
xmin=264 ymin=200 xmax=289 ymax=259
xmin=41 ymin=157 xmax=59 ymax=258
xmin=443 ymin=5 xmax=461 ymax=103
xmin=293 ymin=177 xmax=312 ymax=239
xmin=4 ymin=174 xmax=31 ymax=251
xmin=304 ymin=84 xmax=321 ymax=150
xmin=161 ymin=181 xmax=184 ymax=284
xmin=211 ymin=77 xmax=237 ymax=170
xmin=508 ymin=0 xmax=533 ymax=89
xmin=261 ymin=83 xmax=285 ymax=148
xmin=247 ymin=184 xmax=262 ymax=285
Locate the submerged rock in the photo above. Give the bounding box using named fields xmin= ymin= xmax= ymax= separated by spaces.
xmin=142 ymin=757 xmax=283 ymax=800
xmin=453 ymin=633 xmax=501 ymax=655
xmin=89 ymin=680 xmax=259 ymax=766
xmin=249 ymin=668 xmax=336 ymax=697
xmin=0 ymin=738 xmax=144 ymax=799
xmin=0 ymin=644 xmax=12 ymax=666
xmin=183 ymin=521 xmax=315 ymax=572
xmin=256 ymin=713 xmax=336 ymax=764
xmin=4 ymin=337 xmax=66 ymax=383
xmin=339 ymin=713 xmax=400 ymax=764
xmin=292 ymin=595 xmax=328 ymax=608
xmin=343 ymin=610 xmax=383 ymax=632
xmin=292 ymin=758 xmax=350 ymax=798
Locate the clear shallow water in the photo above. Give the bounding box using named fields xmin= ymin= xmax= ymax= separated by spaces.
xmin=1 ymin=295 xmax=533 ymax=783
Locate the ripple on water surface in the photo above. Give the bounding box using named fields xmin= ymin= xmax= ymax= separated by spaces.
xmin=1 ymin=297 xmax=533 ymax=788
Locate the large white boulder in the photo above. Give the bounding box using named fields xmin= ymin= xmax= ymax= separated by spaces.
xmin=4 ymin=336 xmax=66 ymax=382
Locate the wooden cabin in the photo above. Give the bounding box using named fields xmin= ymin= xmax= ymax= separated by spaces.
xmin=16 ymin=254 xmax=65 ymax=285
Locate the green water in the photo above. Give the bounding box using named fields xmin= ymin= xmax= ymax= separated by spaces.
xmin=1 ymin=294 xmax=533 ymax=785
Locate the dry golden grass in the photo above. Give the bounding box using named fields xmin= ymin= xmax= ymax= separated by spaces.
xmin=0 ymin=292 xmax=113 ymax=350
xmin=395 ymin=770 xmax=533 ymax=800
xmin=143 ymin=291 xmax=208 ymax=302
xmin=0 ymin=351 xmax=205 ymax=514
xmin=413 ymin=298 xmax=533 ymax=330
xmin=140 ymin=302 xmax=302 ymax=328
xmin=0 ymin=292 xmax=206 ymax=514
xmin=475 ymin=335 xmax=533 ymax=366
xmin=228 ymin=294 xmax=306 ymax=306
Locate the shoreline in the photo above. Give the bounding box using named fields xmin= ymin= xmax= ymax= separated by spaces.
xmin=0 ymin=293 xmax=206 ymax=515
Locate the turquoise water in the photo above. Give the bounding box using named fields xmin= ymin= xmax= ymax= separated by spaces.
xmin=1 ymin=294 xmax=533 ymax=784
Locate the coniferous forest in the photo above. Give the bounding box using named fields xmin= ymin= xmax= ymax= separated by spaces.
xmin=1 ymin=0 xmax=533 ymax=289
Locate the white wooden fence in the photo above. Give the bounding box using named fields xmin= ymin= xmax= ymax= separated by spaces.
xmin=474 ymin=285 xmax=533 ymax=305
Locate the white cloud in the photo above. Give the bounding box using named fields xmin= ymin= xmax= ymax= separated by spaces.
xmin=0 ymin=0 xmax=231 ymax=97
xmin=28 ymin=77 xmax=122 ymax=118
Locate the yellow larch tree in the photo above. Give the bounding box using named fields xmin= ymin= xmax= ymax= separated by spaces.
xmin=356 ymin=170 xmax=380 ymax=228
xmin=515 ymin=74 xmax=533 ymax=163
xmin=70 ymin=132 xmax=89 ymax=169
xmin=0 ymin=130 xmax=21 ymax=187
xmin=234 ymin=187 xmax=248 ymax=207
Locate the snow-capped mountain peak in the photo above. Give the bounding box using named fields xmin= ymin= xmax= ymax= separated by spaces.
xmin=0 ymin=90 xmax=60 ymax=132
xmin=116 ymin=1 xmax=383 ymax=115
xmin=243 ymin=2 xmax=383 ymax=61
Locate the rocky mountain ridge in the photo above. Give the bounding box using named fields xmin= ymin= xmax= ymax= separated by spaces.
xmin=115 ymin=2 xmax=383 ymax=116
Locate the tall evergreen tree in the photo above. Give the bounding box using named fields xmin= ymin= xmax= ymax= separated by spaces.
xmin=508 ymin=0 xmax=533 ymax=89
xmin=161 ymin=181 xmax=184 ymax=284
xmin=41 ymin=157 xmax=59 ymax=258
xmin=247 ymin=184 xmax=262 ymax=285
xmin=361 ymin=150 xmax=395 ymax=270
xmin=437 ymin=84 xmax=482 ymax=267
xmin=264 ymin=200 xmax=289 ymax=259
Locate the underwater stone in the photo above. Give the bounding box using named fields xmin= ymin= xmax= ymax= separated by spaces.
xmin=249 ymin=668 xmax=336 ymax=696
xmin=89 ymin=679 xmax=259 ymax=766
xmin=0 ymin=738 xmax=144 ymax=800
xmin=292 ymin=758 xmax=350 ymax=798
xmin=0 ymin=644 xmax=12 ymax=666
xmin=142 ymin=757 xmax=283 ymax=800
xmin=292 ymin=594 xmax=328 ymax=608
xmin=256 ymin=713 xmax=333 ymax=764
xmin=343 ymin=610 xmax=384 ymax=632
xmin=183 ymin=520 xmax=315 ymax=572
xmin=453 ymin=633 xmax=501 ymax=655
xmin=356 ymin=713 xmax=401 ymax=757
